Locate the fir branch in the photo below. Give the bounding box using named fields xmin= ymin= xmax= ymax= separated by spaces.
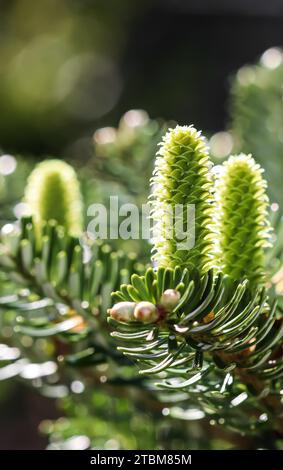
xmin=0 ymin=217 xmax=141 ymax=325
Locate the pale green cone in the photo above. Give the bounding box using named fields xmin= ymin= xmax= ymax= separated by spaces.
xmin=24 ymin=159 xmax=83 ymax=237
xmin=214 ymin=153 xmax=271 ymax=287
xmin=150 ymin=125 xmax=215 ymax=273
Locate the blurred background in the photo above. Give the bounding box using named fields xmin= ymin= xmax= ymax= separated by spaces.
xmin=1 ymin=0 xmax=283 ymax=449
xmin=1 ymin=0 xmax=283 ymax=158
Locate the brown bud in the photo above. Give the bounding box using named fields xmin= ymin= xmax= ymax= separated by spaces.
xmin=108 ymin=302 xmax=136 ymax=322
xmin=202 ymin=311 xmax=215 ymax=324
xmin=134 ymin=301 xmax=159 ymax=324
xmin=159 ymin=289 xmax=181 ymax=311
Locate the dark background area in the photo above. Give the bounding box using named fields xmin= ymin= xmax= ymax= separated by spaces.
xmin=122 ymin=9 xmax=283 ymax=132
xmin=0 ymin=384 xmax=58 ymax=449
xmin=1 ymin=0 xmax=283 ymax=449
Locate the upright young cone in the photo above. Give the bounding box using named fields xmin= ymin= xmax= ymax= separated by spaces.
xmin=24 ymin=159 xmax=83 ymax=237
xmin=214 ymin=154 xmax=271 ymax=287
xmin=150 ymin=125 xmax=214 ymax=273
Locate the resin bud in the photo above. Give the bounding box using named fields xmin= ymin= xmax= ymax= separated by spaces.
xmin=108 ymin=302 xmax=136 ymax=322
xmin=134 ymin=301 xmax=159 ymax=324
xmin=159 ymin=289 xmax=181 ymax=311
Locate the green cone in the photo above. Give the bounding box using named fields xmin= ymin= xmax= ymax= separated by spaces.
xmin=214 ymin=153 xmax=271 ymax=287
xmin=150 ymin=125 xmax=214 ymax=273
xmin=24 ymin=159 xmax=83 ymax=237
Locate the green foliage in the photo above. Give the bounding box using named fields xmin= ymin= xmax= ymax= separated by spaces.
xmin=1 ymin=118 xmax=283 ymax=449
xmin=150 ymin=125 xmax=214 ymax=273
xmin=110 ymin=266 xmax=280 ymax=378
xmin=0 ymin=217 xmax=143 ymax=350
xmin=24 ymin=160 xmax=83 ymax=237
xmin=108 ymin=125 xmax=283 ymax=440
xmin=229 ymin=48 xmax=283 ymax=208
xmin=109 ymin=269 xmax=283 ymax=438
xmin=214 ymin=154 xmax=271 ymax=287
